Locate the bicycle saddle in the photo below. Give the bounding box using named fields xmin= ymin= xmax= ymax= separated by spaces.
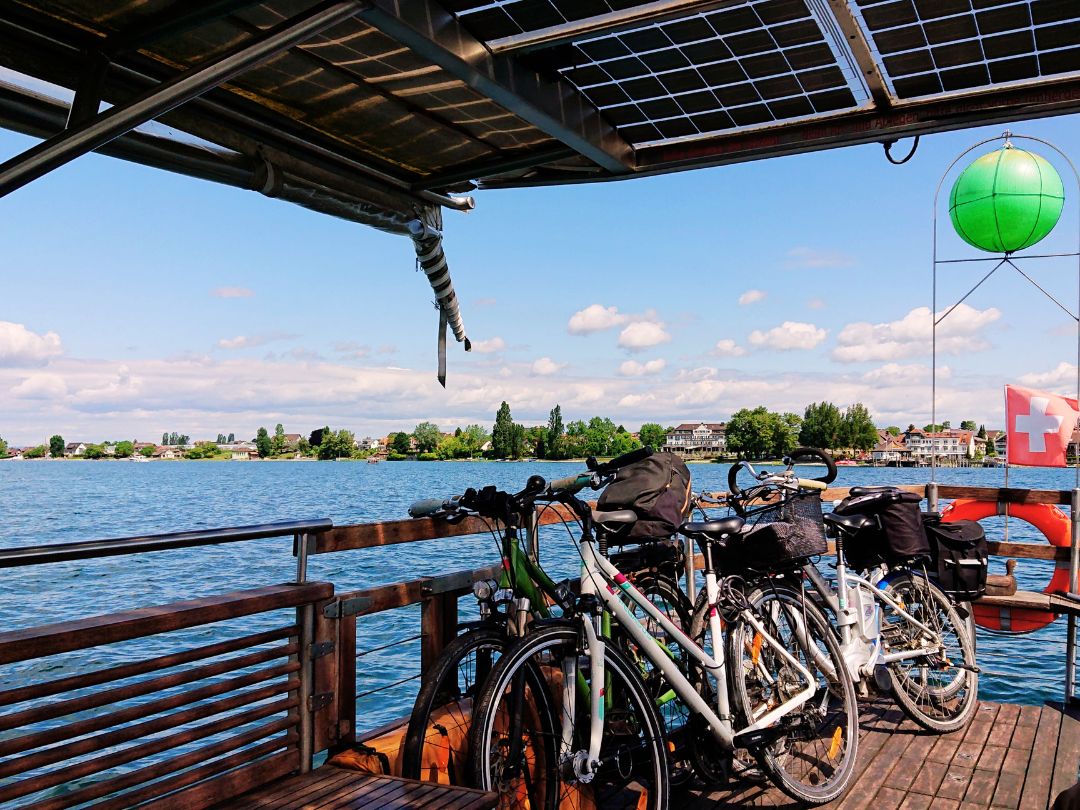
xmin=678 ymin=516 xmax=745 ymax=540
xmin=591 ymin=509 xmax=638 ymax=528
xmin=823 ymin=512 xmax=877 ymax=533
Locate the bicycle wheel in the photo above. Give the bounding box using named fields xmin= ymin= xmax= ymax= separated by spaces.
xmin=728 ymin=582 xmax=859 ymax=806
xmin=614 ymin=573 xmax=694 ymax=788
xmin=401 ymin=626 xmax=508 ymax=782
xmin=471 ymin=623 xmax=670 ymax=810
xmin=881 ymin=572 xmax=978 ymax=733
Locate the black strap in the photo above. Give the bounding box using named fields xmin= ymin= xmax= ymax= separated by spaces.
xmin=438 ymin=306 xmax=448 ymax=388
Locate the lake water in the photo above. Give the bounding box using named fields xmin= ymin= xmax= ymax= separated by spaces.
xmin=0 ymin=459 xmax=1071 ymax=736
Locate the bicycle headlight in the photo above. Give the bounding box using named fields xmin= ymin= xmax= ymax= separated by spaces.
xmin=473 ymin=579 xmax=495 ymax=601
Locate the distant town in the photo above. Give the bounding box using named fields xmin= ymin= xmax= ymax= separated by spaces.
xmin=0 ymin=400 xmax=1034 ymax=466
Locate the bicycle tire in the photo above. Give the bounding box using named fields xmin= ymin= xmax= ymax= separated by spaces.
xmin=401 ymin=626 xmax=509 ymax=782
xmin=728 ymin=582 xmax=860 ymax=806
xmin=882 ymin=572 xmax=978 ymax=734
xmin=471 ymin=623 xmax=670 ymax=810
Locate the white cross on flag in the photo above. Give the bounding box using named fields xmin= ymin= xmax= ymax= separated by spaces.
xmin=1005 ymin=384 xmax=1080 ymax=467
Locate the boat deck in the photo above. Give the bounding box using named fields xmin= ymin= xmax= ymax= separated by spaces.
xmin=689 ymin=700 xmax=1079 ymax=809
xmin=223 ymin=768 xmax=496 ymax=810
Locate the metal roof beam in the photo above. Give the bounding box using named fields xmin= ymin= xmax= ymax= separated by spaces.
xmin=486 ymin=0 xmax=736 ymax=56
xmin=357 ymin=0 xmax=633 ymax=174
xmin=0 ymin=0 xmax=364 ymax=199
xmin=824 ymin=0 xmax=891 ymax=107
xmin=633 ymin=76 xmax=1080 ymax=174
xmin=412 ymin=144 xmax=576 ymax=190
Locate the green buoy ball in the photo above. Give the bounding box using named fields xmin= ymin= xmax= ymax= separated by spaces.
xmin=949 ymin=146 xmax=1064 ymax=253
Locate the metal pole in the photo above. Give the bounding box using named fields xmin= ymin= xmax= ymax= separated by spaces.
xmin=1068 ymin=489 xmax=1080 ymax=704
xmin=927 ymin=481 xmax=938 ymax=513
xmin=0 ymin=0 xmax=362 ymax=198
xmin=525 ymin=508 xmax=539 ymax=563
xmin=295 ymin=532 xmax=312 ymax=584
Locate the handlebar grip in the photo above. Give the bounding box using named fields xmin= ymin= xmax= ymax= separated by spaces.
xmin=548 ymin=474 xmax=588 ymax=493
xmin=408 ymin=498 xmax=448 ymax=518
xmin=796 ymin=478 xmax=828 ymax=491
xmin=788 ymin=447 xmax=838 ymax=483
xmin=728 ymin=461 xmax=746 ymax=496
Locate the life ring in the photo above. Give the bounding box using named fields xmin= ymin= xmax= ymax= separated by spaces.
xmin=941 ymin=499 xmax=1070 ymax=633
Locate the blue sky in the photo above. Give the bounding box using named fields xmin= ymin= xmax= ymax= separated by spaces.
xmin=3 ymin=113 xmax=1080 ymax=445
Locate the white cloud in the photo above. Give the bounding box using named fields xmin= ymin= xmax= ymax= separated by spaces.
xmin=217 ymin=332 xmax=297 ymax=350
xmin=860 ymin=363 xmax=948 ymax=386
xmin=531 ymin=357 xmax=566 ymax=376
xmin=212 ymin=286 xmax=254 ymax=298
xmin=1020 ymin=362 xmax=1077 ymax=390
xmin=748 ymin=321 xmax=827 ymax=351
xmin=738 ymin=289 xmax=767 ymax=306
xmin=568 ymin=304 xmax=629 ymax=335
xmin=807 ymin=298 xmax=825 ymax=310
xmin=832 ymin=304 xmax=1000 ymax=363
xmin=786 ymin=247 xmax=855 ymax=269
xmin=0 ymin=322 xmax=63 ymax=367
xmin=470 ymin=337 xmax=506 ymax=354
xmin=712 ymin=339 xmax=746 ymax=358
xmin=619 ymin=358 xmax=667 ymax=377
xmin=12 ymin=373 xmax=67 ymax=399
xmin=618 ymin=321 xmax=671 ymax=351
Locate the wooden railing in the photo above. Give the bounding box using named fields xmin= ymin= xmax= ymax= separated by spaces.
xmin=0 ymin=482 xmax=1078 ymax=804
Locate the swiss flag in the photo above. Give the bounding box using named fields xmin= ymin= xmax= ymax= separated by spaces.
xmin=1005 ymin=384 xmax=1079 ymax=467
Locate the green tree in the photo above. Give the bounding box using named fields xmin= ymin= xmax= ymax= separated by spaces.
xmin=217 ymin=433 xmax=227 ymax=444
xmin=114 ymin=440 xmax=134 ymax=458
xmin=510 ymin=423 xmax=527 ymax=459
xmin=309 ymin=428 xmax=326 ymax=448
xmin=318 ymin=429 xmax=355 ymax=460
xmin=271 ymin=424 xmax=287 ymax=455
xmin=839 ymin=403 xmax=878 ymax=452
xmin=49 ymin=435 xmax=65 ymax=458
xmin=524 ymin=426 xmax=546 ymax=459
xmin=610 ymin=430 xmax=642 ymax=456
xmin=460 ymin=424 xmax=489 ymax=457
xmin=583 ymin=416 xmax=618 ymax=457
xmin=298 ymin=437 xmax=311 ymax=456
xmin=726 ymin=407 xmax=773 ymax=459
xmin=977 ymin=424 xmax=988 ymax=440
xmin=960 ymin=420 xmax=977 ymax=431
xmin=799 ymin=401 xmax=842 ymax=449
xmin=185 ymin=443 xmax=219 ymax=460
xmin=638 ymin=423 xmax=668 ymax=451
xmin=24 ymin=445 xmax=47 ymax=458
xmin=391 ymin=431 xmax=413 ymax=455
xmin=227 ymin=432 xmax=235 ymax=443
xmin=546 ymin=405 xmax=565 ymax=460
xmin=886 ymin=426 xmax=901 ymax=436
xmin=162 ymin=432 xmax=169 ymax=445
xmin=0 ymin=436 xmax=7 ymax=457
xmin=83 ymin=444 xmax=106 ymax=460
xmin=255 ymin=427 xmax=272 ymax=458
xmin=413 ymin=422 xmax=441 ymax=454
xmin=492 ymin=401 xmax=514 ymax=459
xmin=139 ymin=445 xmax=155 ymax=457
xmin=774 ymin=412 xmax=802 ymax=457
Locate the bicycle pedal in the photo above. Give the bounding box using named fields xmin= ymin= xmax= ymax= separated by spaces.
xmin=873 ymin=664 xmax=893 ymax=692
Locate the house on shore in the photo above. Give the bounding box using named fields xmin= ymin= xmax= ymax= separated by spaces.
xmin=64 ymin=442 xmax=88 ymax=457
xmin=663 ymin=423 xmax=726 ymax=457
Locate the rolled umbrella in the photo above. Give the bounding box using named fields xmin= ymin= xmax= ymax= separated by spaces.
xmin=409 ymin=218 xmax=471 ymax=386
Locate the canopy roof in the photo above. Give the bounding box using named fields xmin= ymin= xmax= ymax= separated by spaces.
xmin=2 ymin=0 xmax=1079 ymax=225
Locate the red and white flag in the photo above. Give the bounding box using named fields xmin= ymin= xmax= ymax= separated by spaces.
xmin=1005 ymin=384 xmax=1079 ymax=467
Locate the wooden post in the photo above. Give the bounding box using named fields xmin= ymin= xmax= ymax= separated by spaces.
xmin=337 ymin=615 xmax=357 ymax=747
xmin=420 ymin=589 xmax=458 ymax=680
xmin=311 ymin=597 xmax=339 ymax=754
xmin=296 ymin=603 xmax=314 ymax=773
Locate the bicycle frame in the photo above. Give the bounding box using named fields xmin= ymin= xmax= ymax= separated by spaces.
xmin=569 ymin=537 xmax=818 ymax=774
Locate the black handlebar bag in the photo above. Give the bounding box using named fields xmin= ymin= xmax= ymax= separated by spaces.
xmin=597 ymin=451 xmax=692 ymax=540
xmin=923 ymin=516 xmax=988 ymax=600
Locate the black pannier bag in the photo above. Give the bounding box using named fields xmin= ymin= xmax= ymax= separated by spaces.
xmin=924 ymin=515 xmax=988 ymax=600
xmin=833 ymin=489 xmax=930 ymax=570
xmin=725 ymin=492 xmax=828 ymax=570
xmin=597 ymin=451 xmax=692 ymax=540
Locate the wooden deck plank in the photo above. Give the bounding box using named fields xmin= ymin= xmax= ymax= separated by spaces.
xmin=963 ymin=767 xmax=998 ymax=806
xmin=1019 ymin=705 xmax=1062 ymax=810
xmin=1052 ymin=703 xmax=1080 ymax=805
xmin=938 ymin=764 xmax=975 ymax=801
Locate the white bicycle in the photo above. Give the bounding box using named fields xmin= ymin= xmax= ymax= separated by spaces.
xmin=468 ymin=463 xmax=860 ymax=809
xmin=728 ymin=450 xmax=978 ymax=734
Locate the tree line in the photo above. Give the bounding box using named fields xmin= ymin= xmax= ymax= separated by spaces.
xmin=726 ymin=401 xmax=879 ymax=460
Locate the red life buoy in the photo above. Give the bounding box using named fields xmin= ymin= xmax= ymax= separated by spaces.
xmin=941 ymin=499 xmax=1070 ymax=633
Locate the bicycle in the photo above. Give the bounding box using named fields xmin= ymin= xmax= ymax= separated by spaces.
xmin=726 ymin=449 xmax=979 ymax=734
xmin=469 ymin=468 xmax=860 ymax=808
xmin=401 ymin=448 xmax=687 ymax=795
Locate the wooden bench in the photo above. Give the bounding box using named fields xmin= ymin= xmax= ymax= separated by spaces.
xmin=222 ymin=766 xmax=496 ymax=809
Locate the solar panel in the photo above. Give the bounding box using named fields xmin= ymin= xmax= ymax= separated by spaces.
xmin=455 ymin=0 xmax=864 ymax=147
xmin=852 ymin=0 xmax=1080 ymax=100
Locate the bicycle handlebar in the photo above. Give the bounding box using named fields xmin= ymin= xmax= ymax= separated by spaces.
xmin=785 ymin=447 xmax=838 ymax=483
xmin=546 ymin=473 xmax=592 ymax=495
xmin=408 ymin=497 xmax=456 ymax=518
